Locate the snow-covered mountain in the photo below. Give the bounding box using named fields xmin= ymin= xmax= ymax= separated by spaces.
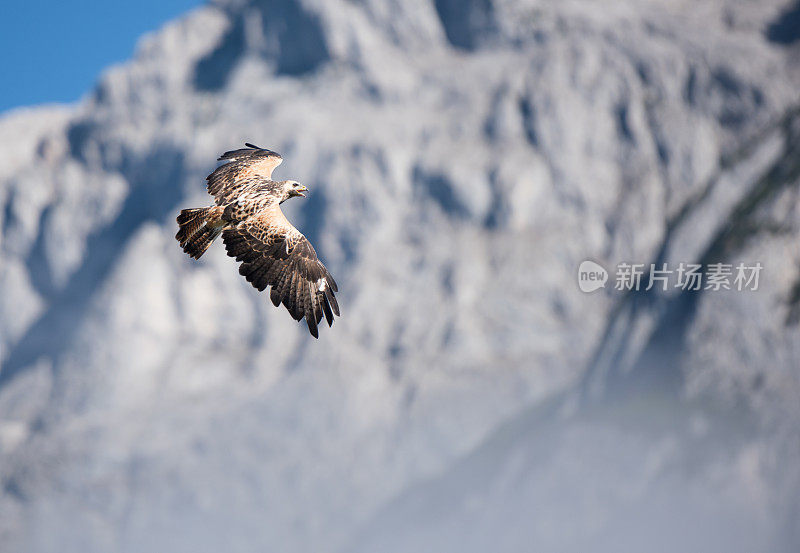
xmin=1 ymin=1 xmax=798 ymax=552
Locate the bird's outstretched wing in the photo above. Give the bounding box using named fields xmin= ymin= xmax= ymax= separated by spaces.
xmin=207 ymin=143 xmax=283 ymax=205
xmin=222 ymin=205 xmax=339 ymax=338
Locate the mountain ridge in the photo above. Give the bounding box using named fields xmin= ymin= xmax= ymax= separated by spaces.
xmin=1 ymin=1 xmax=799 ymax=551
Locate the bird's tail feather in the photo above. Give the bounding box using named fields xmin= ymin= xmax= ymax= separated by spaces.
xmin=176 ymin=207 xmax=224 ymax=259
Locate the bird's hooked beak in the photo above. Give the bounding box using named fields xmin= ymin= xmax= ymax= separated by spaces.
xmin=296 ymin=185 xmax=308 ymax=197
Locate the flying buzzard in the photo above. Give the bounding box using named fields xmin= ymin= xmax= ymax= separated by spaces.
xmin=176 ymin=143 xmax=339 ymax=338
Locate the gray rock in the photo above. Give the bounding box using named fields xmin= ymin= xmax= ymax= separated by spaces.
xmin=0 ymin=1 xmax=798 ymax=552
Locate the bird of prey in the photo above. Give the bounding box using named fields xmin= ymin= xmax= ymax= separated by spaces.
xmin=175 ymin=143 xmax=339 ymax=338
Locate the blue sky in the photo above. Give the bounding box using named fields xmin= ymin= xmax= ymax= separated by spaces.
xmin=0 ymin=0 xmax=205 ymax=114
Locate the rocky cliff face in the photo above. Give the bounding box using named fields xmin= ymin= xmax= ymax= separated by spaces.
xmin=1 ymin=1 xmax=798 ymax=552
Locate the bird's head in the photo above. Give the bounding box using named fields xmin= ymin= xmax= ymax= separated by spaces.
xmin=280 ymin=180 xmax=308 ymax=202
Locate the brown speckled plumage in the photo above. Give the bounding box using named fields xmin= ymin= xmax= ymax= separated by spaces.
xmin=175 ymin=143 xmax=339 ymax=338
